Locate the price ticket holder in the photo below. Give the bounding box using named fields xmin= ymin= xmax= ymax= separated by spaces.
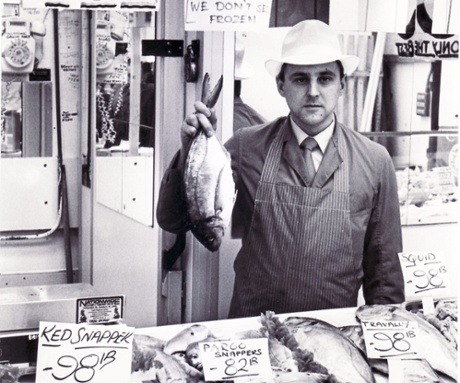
xmin=360 ymin=319 xmax=422 ymax=383
xmin=199 ymin=338 xmax=272 ymax=381
xmin=360 ymin=250 xmax=456 ymax=382
xmin=35 ymin=322 xmax=134 ymax=383
xmin=398 ymin=251 xmax=454 ymax=315
xmin=0 ymin=293 xmax=125 ymax=382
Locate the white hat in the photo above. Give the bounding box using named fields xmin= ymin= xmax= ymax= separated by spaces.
xmin=265 ymin=20 xmax=360 ymax=77
xmin=234 ymin=32 xmax=254 ymax=80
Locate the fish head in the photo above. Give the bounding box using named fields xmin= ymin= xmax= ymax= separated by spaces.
xmin=185 ymin=342 xmax=203 ymax=371
xmin=163 ymin=324 xmax=211 ymax=355
xmin=355 ymin=304 xmax=395 ymax=321
xmin=191 ymin=218 xmax=225 ymax=252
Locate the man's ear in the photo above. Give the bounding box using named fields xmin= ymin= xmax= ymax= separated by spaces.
xmin=276 ymin=76 xmax=285 ymax=97
xmin=339 ymin=75 xmax=346 ymax=94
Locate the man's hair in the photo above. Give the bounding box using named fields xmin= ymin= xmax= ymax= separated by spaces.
xmin=276 ymin=60 xmax=345 ymax=82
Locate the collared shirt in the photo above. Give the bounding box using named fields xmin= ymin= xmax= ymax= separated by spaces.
xmin=290 ymin=116 xmax=334 ymax=172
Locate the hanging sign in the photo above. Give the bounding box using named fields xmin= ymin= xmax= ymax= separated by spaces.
xmin=361 ymin=320 xmax=421 ymax=359
xmin=398 ymin=251 xmax=453 ymax=299
xmin=199 ymin=338 xmax=272 ymax=381
xmin=185 ymin=0 xmax=273 ymax=31
xmin=36 ymin=322 xmax=133 ymax=383
xmin=21 ymin=0 xmax=159 ymax=10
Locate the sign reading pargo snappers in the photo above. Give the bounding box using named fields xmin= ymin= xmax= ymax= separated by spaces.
xmin=199 ymin=338 xmax=272 ymax=381
xmin=185 ymin=0 xmax=273 ymax=31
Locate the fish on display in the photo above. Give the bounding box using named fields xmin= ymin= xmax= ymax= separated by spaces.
xmin=184 ymin=73 xmax=236 ymax=252
xmin=260 ymin=311 xmax=375 ymax=383
xmin=163 ymin=324 xmax=212 ymax=355
xmin=339 ymin=325 xmax=442 ymax=383
xmin=283 ymin=316 xmax=376 ymax=383
xmin=131 ymin=334 xmax=165 ymax=372
xmin=403 ymin=299 xmax=458 ymax=349
xmin=356 ymin=304 xmax=458 ymax=381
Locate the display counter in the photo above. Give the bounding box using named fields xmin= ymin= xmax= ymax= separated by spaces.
xmin=130 ymin=300 xmax=458 ymax=383
xmin=1 ymin=300 xmax=457 ymax=383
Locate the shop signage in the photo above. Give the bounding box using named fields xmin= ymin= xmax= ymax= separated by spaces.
xmin=76 ymin=296 xmax=124 ymax=324
xmin=21 ymin=0 xmax=159 ymax=10
xmin=185 ymin=0 xmax=272 ymax=31
xmin=199 ymin=338 xmax=272 ymax=381
xmin=35 ymin=321 xmax=134 ymax=383
xmin=361 ymin=320 xmax=421 ymax=359
xmin=398 ymin=251 xmax=453 ymax=299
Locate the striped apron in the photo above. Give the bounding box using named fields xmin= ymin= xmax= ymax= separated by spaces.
xmin=229 ymin=123 xmax=358 ymax=318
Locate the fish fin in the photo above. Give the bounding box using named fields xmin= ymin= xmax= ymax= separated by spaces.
xmin=201 ymin=73 xmax=223 ymax=108
xmin=206 ymin=75 xmax=223 ymax=108
xmin=162 ymin=231 xmax=187 ymax=270
xmin=201 ymin=72 xmax=211 ymax=105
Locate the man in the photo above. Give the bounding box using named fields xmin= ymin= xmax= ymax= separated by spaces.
xmin=233 ymin=32 xmax=267 ymax=132
xmin=157 ymin=20 xmax=405 ymax=318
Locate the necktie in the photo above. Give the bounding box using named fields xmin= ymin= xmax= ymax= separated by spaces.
xmin=300 ymin=136 xmax=319 ymax=186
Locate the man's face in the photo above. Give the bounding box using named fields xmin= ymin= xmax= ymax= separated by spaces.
xmin=276 ymin=62 xmax=345 ymax=136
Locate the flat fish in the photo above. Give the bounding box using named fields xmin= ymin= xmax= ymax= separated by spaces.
xmin=356 ymin=304 xmax=458 ymax=381
xmin=184 ymin=73 xmax=235 ymax=251
xmin=283 ymin=317 xmax=376 ymax=383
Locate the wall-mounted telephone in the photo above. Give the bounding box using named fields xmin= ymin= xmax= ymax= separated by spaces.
xmin=96 ymin=21 xmax=117 ymax=75
xmin=1 ymin=18 xmax=46 ymax=74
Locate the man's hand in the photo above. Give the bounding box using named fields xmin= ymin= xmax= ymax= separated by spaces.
xmin=179 ymin=101 xmax=217 ymax=165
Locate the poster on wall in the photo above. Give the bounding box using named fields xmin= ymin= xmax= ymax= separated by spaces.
xmin=184 ymin=0 xmax=273 ymax=31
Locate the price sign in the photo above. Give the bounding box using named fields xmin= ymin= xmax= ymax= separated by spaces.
xmin=199 ymin=338 xmax=272 ymax=381
xmin=398 ymin=251 xmax=452 ymax=299
xmin=185 ymin=0 xmax=273 ymax=31
xmin=361 ymin=320 xmax=420 ymax=359
xmin=36 ymin=322 xmax=134 ymax=383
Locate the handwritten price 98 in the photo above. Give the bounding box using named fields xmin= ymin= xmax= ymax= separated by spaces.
xmin=412 ymin=266 xmax=446 ymax=293
xmin=372 ymin=331 xmax=416 ymax=354
xmin=51 ymin=350 xmax=116 ymax=382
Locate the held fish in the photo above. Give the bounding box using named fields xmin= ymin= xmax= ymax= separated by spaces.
xmin=356 ymin=304 xmax=458 ymax=381
xmin=184 ymin=73 xmax=235 ymax=251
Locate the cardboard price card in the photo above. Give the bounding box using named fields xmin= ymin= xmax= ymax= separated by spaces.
xmin=199 ymin=338 xmax=272 ymax=381
xmin=398 ymin=251 xmax=452 ymax=299
xmin=36 ymin=322 xmax=134 ymax=383
xmin=361 ymin=320 xmax=420 ymax=359
xmin=185 ymin=0 xmax=273 ymax=31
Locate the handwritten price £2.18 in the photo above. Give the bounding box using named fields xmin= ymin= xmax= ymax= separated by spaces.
xmin=49 ymin=350 xmax=116 ymax=382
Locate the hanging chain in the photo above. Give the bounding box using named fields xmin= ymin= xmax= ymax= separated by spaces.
xmin=96 ymin=88 xmax=116 ymax=144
